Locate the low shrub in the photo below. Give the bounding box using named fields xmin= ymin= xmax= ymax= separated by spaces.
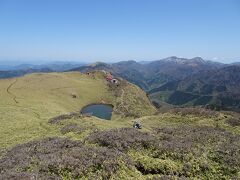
xmin=1 ymin=126 xmax=239 ymax=179
xmin=226 ymin=118 xmax=240 ymax=127
xmin=158 ymin=175 xmax=188 ymax=180
xmin=0 ymin=137 xmax=132 ymax=179
xmin=213 ymin=135 xmax=240 ymax=172
xmin=153 ymin=126 xmax=240 ymax=178
xmin=86 ymin=128 xmax=157 ymax=152
xmin=154 ymin=126 xmax=230 ymax=153
xmin=60 ymin=123 xmax=85 ymax=134
xmin=0 ymin=148 xmax=6 ymax=159
xmin=48 ymin=112 xmax=81 ymax=124
xmin=0 ymin=172 xmax=61 ymax=180
xmin=132 ymin=153 xmax=182 ymax=176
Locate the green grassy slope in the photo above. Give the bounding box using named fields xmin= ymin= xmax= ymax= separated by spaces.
xmin=0 ymin=71 xmax=156 ymax=148
xmin=0 ymin=71 xmax=240 ymax=179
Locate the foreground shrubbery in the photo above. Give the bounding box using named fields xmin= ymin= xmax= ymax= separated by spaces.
xmin=87 ymin=127 xmax=240 ymax=179
xmin=0 ymin=137 xmax=132 ymax=179
xmin=87 ymin=128 xmax=156 ymax=152
xmin=154 ymin=126 xmax=240 ymax=164
xmin=1 ymin=126 xmax=239 ymax=179
xmin=151 ymin=126 xmax=240 ymax=179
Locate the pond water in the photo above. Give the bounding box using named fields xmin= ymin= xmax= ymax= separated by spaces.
xmin=81 ymin=104 xmax=113 ymax=120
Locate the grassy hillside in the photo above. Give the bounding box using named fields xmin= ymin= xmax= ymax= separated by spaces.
xmin=0 ymin=71 xmax=155 ymax=148
xmin=0 ymin=71 xmax=240 ymax=179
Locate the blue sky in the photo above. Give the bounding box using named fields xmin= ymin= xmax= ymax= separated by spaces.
xmin=0 ymin=0 xmax=239 ymax=63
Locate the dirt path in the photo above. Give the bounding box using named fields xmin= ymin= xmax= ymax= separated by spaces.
xmin=120 ymin=89 xmax=125 ymax=106
xmin=32 ymin=111 xmax=41 ymax=119
xmin=6 ymin=80 xmax=43 ymax=119
xmin=6 ymin=80 xmax=19 ymax=103
xmin=117 ymin=88 xmax=131 ymax=114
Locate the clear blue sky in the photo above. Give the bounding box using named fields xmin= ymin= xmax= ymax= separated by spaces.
xmin=0 ymin=0 xmax=239 ymax=63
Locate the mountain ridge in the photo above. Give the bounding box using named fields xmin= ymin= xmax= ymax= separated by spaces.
xmin=69 ymin=57 xmax=240 ymax=111
xmin=70 ymin=56 xmax=226 ymax=91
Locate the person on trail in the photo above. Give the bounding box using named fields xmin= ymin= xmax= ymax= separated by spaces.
xmin=133 ymin=121 xmax=142 ymax=129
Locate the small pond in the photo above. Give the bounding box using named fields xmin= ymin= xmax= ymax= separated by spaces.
xmin=81 ymin=104 xmax=113 ymax=120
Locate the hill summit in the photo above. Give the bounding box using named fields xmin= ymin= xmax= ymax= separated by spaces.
xmin=0 ymin=71 xmax=155 ymax=148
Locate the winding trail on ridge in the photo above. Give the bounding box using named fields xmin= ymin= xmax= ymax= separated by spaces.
xmin=6 ymin=80 xmax=19 ymax=103
xmin=6 ymin=79 xmax=45 ymax=120
xmin=119 ymin=88 xmax=132 ymax=114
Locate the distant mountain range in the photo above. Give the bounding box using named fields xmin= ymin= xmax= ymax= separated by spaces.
xmin=0 ymin=68 xmax=52 ymax=79
xmin=0 ymin=62 xmax=85 ymax=79
xmin=1 ymin=57 xmax=239 ymax=111
xmin=70 ymin=57 xmax=240 ymax=112
xmin=149 ymin=65 xmax=240 ymax=111
xmin=71 ymin=57 xmax=225 ymax=90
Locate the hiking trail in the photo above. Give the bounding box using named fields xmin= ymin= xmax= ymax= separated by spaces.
xmin=6 ymin=80 xmax=19 ymax=103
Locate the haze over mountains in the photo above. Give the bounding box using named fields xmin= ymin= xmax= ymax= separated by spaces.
xmin=0 ymin=62 xmax=85 ymax=78
xmin=1 ymin=56 xmax=240 ymax=111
